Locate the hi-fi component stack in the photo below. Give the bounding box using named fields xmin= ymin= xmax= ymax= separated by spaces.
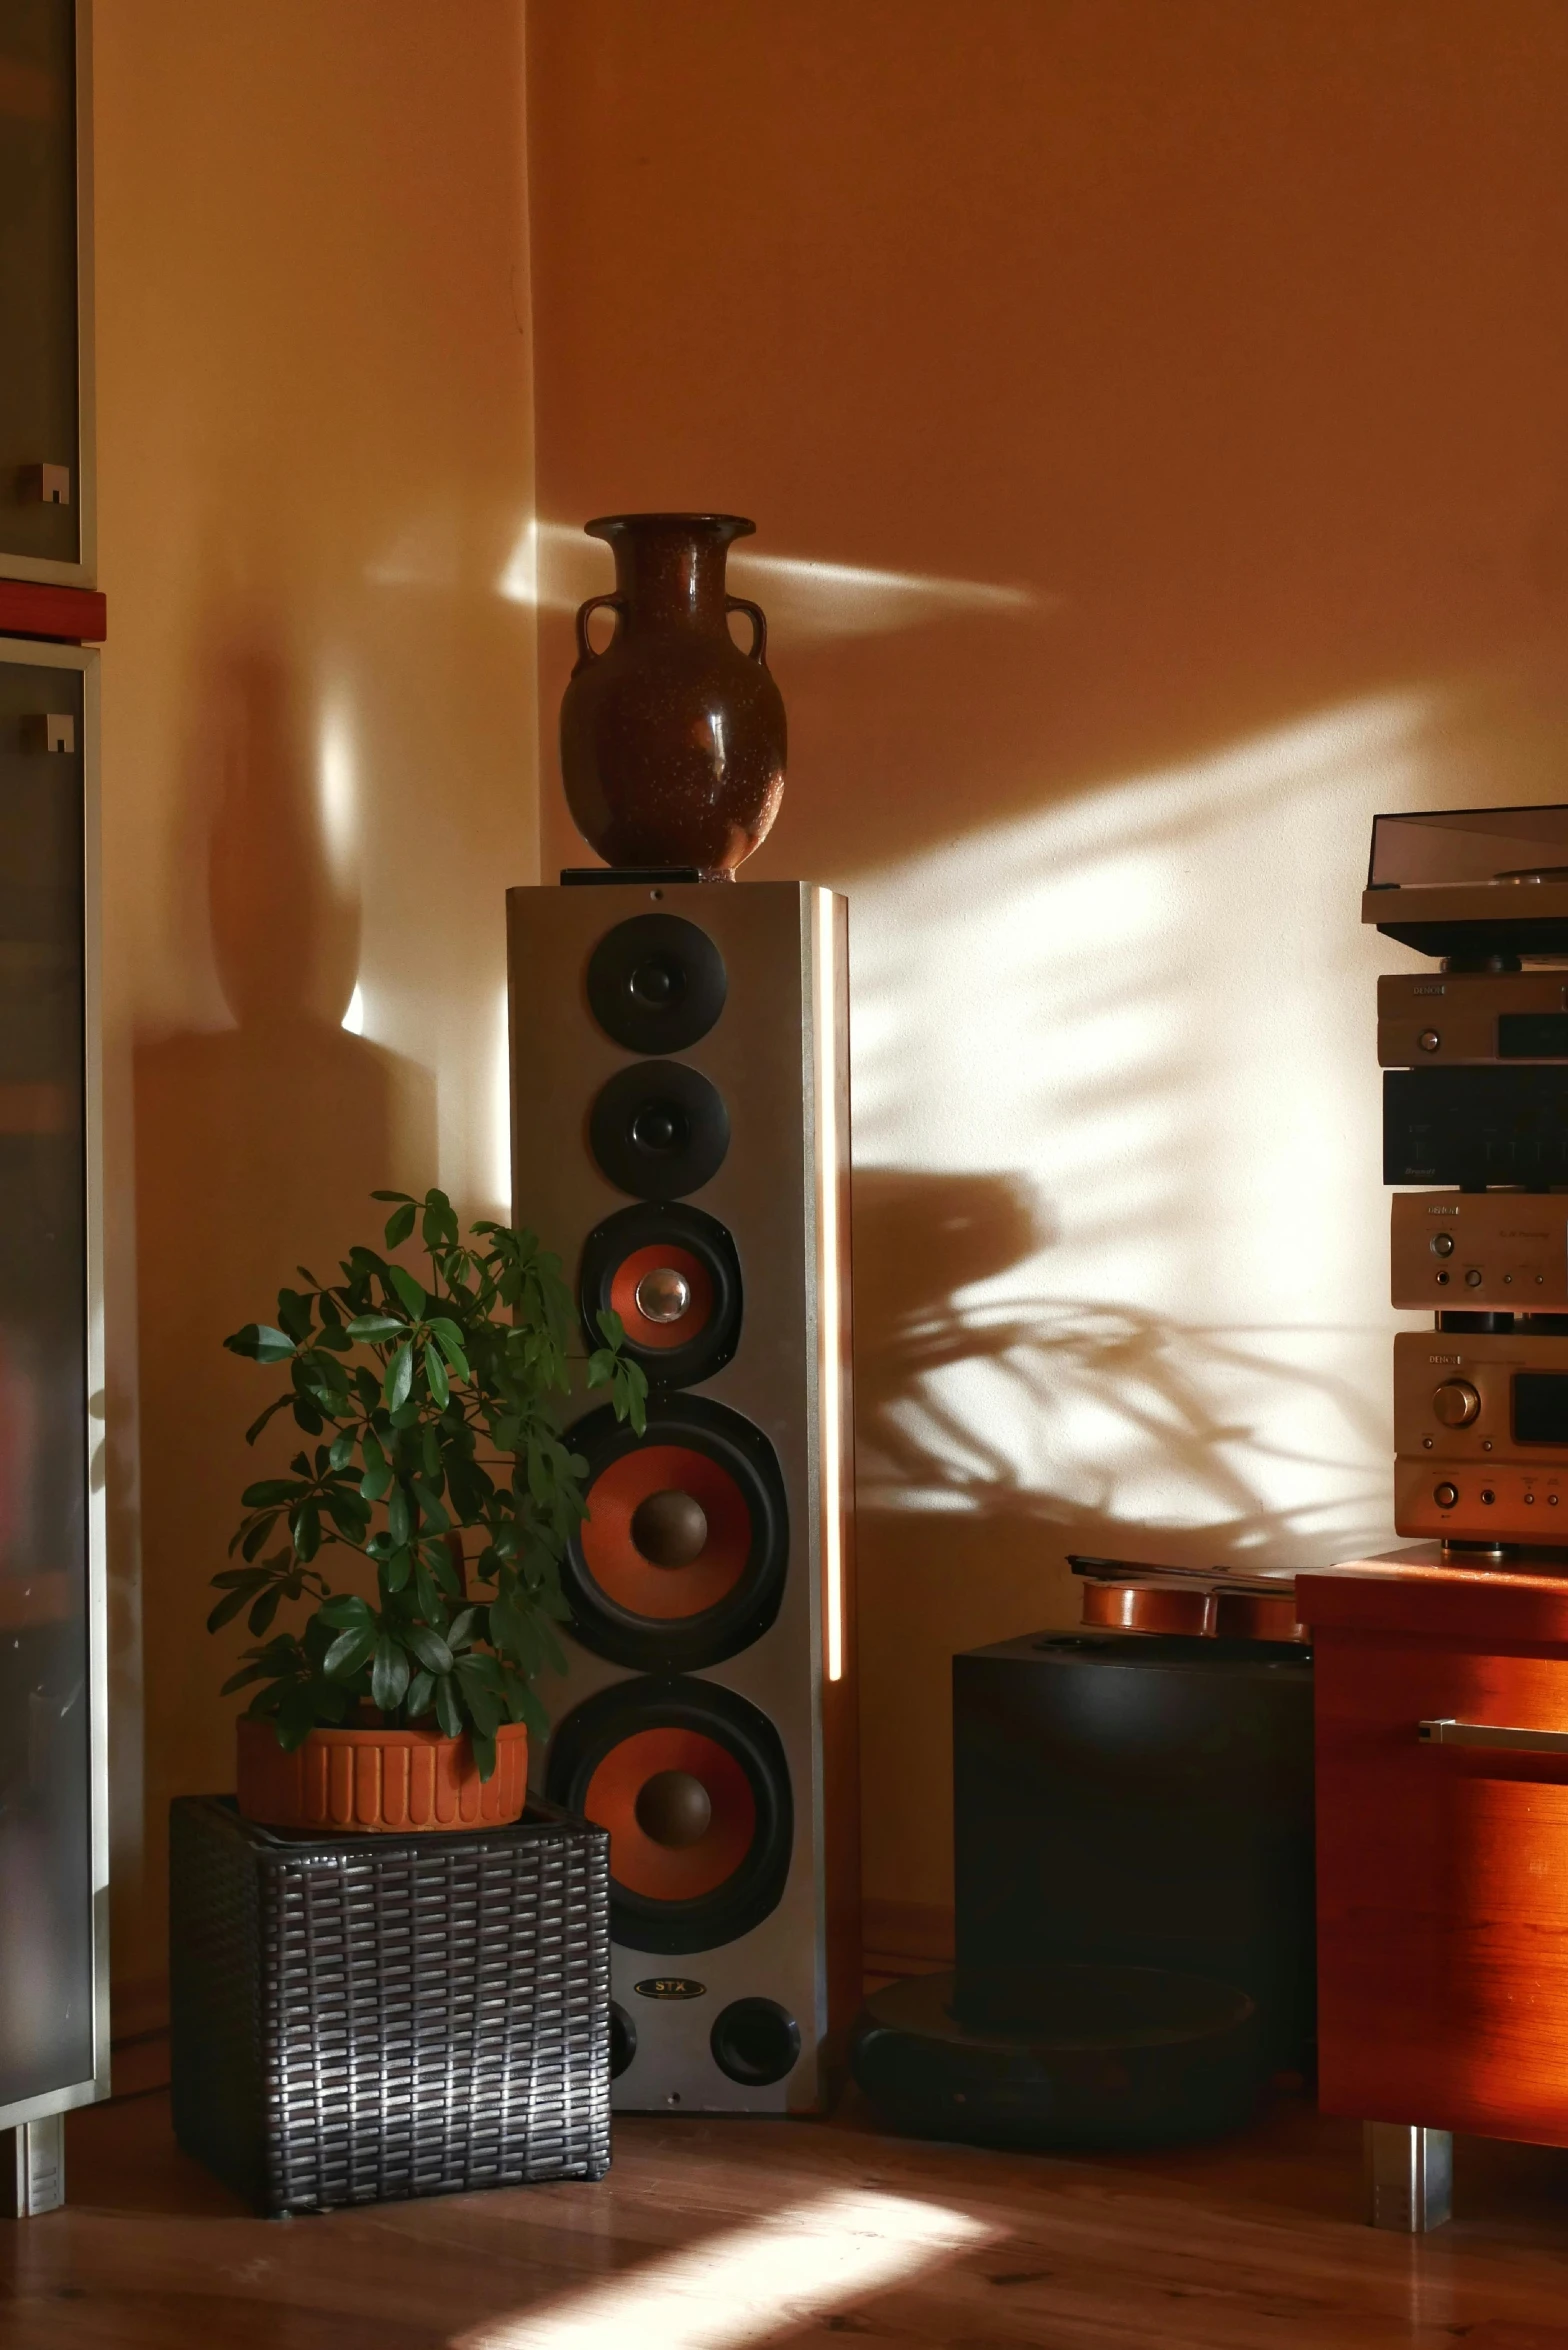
xmin=1369 ymin=804 xmax=1568 ymax=1550
xmin=507 ymin=876 xmax=858 ymax=2114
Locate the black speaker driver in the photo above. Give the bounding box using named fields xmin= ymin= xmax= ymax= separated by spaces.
xmin=710 ymin=1998 xmax=801 ymax=2087
xmin=561 ymin=1394 xmax=788 ymax=1672
xmin=590 ymin=1061 xmax=730 ymax=1201
xmin=545 ymin=1676 xmax=793 ymax=1955
xmin=579 ymin=1202 xmax=742 ymax=1388
xmin=587 ymin=914 xmax=727 ymax=1055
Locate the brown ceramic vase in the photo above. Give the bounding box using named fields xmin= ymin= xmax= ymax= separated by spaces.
xmin=235 ymin=1714 xmax=529 ymax=1834
xmin=560 ymin=513 xmax=787 ymax=879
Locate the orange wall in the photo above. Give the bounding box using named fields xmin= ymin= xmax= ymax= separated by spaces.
xmin=93 ymin=0 xmax=536 ymax=1993
xmin=526 ymin=1 xmax=1568 ymax=1923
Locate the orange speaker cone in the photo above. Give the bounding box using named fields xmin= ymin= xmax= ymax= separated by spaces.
xmin=580 ymin=1443 xmax=751 ymax=1620
xmin=610 ymin=1243 xmax=714 ymax=1350
xmin=585 ymin=1726 xmax=757 ymax=1900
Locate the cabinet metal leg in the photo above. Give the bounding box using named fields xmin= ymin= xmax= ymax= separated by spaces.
xmin=3 ymin=2116 xmax=65 ymax=2218
xmin=1364 ymin=2121 xmax=1452 ymax=2231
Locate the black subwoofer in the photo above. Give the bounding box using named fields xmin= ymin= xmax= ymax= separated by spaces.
xmin=953 ymin=1632 xmax=1315 ymax=2072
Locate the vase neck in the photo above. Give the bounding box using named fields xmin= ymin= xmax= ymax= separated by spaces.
xmin=602 ymin=520 xmax=740 ymax=624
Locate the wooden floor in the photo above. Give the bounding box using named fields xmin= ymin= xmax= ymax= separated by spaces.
xmin=7 ymin=2082 xmax=1568 ymax=2348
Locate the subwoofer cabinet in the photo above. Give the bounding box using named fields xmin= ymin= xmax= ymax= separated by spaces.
xmin=507 ymin=879 xmax=858 ymax=2114
xmin=0 ymin=638 xmax=108 ymax=2188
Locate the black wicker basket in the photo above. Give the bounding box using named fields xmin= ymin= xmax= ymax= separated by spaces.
xmin=169 ymin=1795 xmax=610 ymax=2214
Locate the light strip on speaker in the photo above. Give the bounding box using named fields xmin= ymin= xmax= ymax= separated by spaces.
xmin=816 ymin=888 xmax=845 ymax=1684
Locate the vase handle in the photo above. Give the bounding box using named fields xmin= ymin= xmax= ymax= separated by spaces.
xmin=574 ymin=594 xmax=624 ymax=667
xmin=726 ymin=596 xmax=768 ymax=663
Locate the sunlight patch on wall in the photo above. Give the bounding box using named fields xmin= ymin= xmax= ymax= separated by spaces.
xmin=848 ymin=689 xmax=1451 ymax=1565
xmin=341 ymin=981 xmax=365 ymax=1036
xmin=454 ymin=2187 xmax=991 ymax=2350
xmin=316 ymin=700 xmax=359 ymax=891
xmin=501 ymin=519 xmax=1044 ymax=644
xmin=490 ymin=982 xmax=512 ymax=1211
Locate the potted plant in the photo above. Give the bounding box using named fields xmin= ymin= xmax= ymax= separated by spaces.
xmin=209 ymin=1187 xmax=646 ymax=1833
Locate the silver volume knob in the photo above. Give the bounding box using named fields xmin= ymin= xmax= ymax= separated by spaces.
xmin=1432 ymin=1380 xmax=1481 ymax=1429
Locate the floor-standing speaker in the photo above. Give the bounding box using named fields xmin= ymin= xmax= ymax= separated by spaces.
xmin=507 ymin=877 xmax=858 ymax=2113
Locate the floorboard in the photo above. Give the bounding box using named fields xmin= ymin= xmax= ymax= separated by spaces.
xmin=4 ymin=2085 xmax=1568 ymax=2347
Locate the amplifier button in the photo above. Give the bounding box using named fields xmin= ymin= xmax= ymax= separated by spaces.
xmin=1434 ymin=1483 xmax=1459 ymax=1508
xmin=1419 ymin=1030 xmax=1441 ymax=1052
xmin=1433 ymin=1380 xmax=1481 ymax=1428
xmin=1431 ymin=1234 xmax=1455 ymax=1257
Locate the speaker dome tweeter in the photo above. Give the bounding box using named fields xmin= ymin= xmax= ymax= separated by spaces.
xmin=591 ymin=1061 xmax=729 ymax=1200
xmin=635 ymin=1768 xmax=714 ymax=1848
xmin=632 ymin=1488 xmax=709 ymax=1567
xmin=587 ymin=914 xmax=727 ymax=1054
xmin=636 ymin=1265 xmax=691 ymax=1325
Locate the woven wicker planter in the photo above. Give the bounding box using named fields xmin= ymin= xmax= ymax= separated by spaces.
xmin=235 ymin=1714 xmax=528 ymax=1834
xmin=170 ymin=1794 xmax=610 ymax=2212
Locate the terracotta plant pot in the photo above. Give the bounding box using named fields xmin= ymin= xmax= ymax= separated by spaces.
xmin=235 ymin=1714 xmax=529 ymax=1835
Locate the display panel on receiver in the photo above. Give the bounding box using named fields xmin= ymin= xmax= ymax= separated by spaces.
xmin=1391 ymin=1191 xmax=1568 ymax=1310
xmin=1379 ymin=972 xmax=1568 ymax=1068
xmin=1393 ymin=1329 xmax=1568 ymax=1462
xmin=1384 ymin=1067 xmax=1568 ymax=1187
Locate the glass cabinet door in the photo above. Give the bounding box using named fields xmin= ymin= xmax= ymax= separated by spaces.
xmin=0 ymin=646 xmax=98 ymax=2123
xmin=0 ymin=0 xmax=82 ymax=577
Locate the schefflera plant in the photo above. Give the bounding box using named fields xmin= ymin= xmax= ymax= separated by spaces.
xmin=209 ymin=1188 xmax=647 ymax=1778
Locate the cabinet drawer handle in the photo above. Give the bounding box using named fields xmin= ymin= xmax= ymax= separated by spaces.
xmin=1419 ymin=1717 xmax=1568 ymax=1753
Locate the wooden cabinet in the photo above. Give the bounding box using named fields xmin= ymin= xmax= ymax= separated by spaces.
xmin=1302 ymin=1550 xmax=1568 ymax=2147
xmin=0 ymin=0 xmax=94 ymax=587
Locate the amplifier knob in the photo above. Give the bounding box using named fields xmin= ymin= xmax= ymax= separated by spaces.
xmin=1431 ymin=1233 xmax=1455 ymax=1258
xmin=1432 ymin=1380 xmax=1481 ymax=1428
xmin=1418 ymin=1030 xmax=1441 ymax=1052
xmin=1434 ymin=1482 xmax=1459 ymax=1507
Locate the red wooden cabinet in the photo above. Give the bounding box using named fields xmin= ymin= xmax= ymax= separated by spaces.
xmin=1302 ymin=1551 xmax=1568 ymax=2147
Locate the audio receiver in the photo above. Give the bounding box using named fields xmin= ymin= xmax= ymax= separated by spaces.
xmin=1393 ymin=1328 xmax=1568 ymax=1464
xmin=1379 ymin=972 xmax=1568 ymax=1068
xmin=1384 ymin=1067 xmax=1568 ymax=1187
xmin=1391 ymin=1190 xmax=1568 ymax=1309
xmin=1394 ymin=1455 xmax=1568 ymax=1543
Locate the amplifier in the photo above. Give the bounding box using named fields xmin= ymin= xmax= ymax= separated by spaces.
xmin=1394 ymin=1455 xmax=1568 ymax=1542
xmin=1384 ymin=1068 xmax=1568 ymax=1187
xmin=1393 ymin=1329 xmax=1568 ymax=1466
xmin=1391 ymin=1191 xmax=1568 ymax=1309
xmin=1378 ymin=972 xmax=1568 ymax=1068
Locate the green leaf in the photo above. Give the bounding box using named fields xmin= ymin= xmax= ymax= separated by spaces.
xmin=434 ymin=1674 xmax=462 ymax=1739
xmin=247 ymin=1587 xmax=282 ymax=1637
xmin=240 ymin=1513 xmax=279 ymax=1561
xmin=371 ymin=1634 xmax=411 ymax=1713
xmin=323 ymin=1624 xmax=378 ymax=1678
xmin=423 ymin=1342 xmax=450 ymax=1409
xmin=427 ymin=1317 xmax=472 ymax=1382
xmin=241 ymin=1478 xmax=301 ymax=1509
xmin=276 ymin=1287 xmax=315 ymax=1343
xmin=290 ymin=1501 xmax=321 ymax=1562
xmin=405 ymin=1668 xmax=435 ymax=1719
xmin=388 ymin=1264 xmax=427 ymax=1319
xmin=206 ymin=1585 xmax=257 ymax=1632
xmin=383 ymin=1201 xmax=417 ymax=1248
xmin=383 ymin=1544 xmax=414 ymax=1593
xmin=470 ymin=1727 xmax=497 ymax=1782
xmin=407 ymin=1624 xmax=454 ymax=1676
xmin=346 ymin=1313 xmax=404 ymax=1342
xmin=421 ymin=1190 xmax=460 ymax=1250
xmin=371 ymin=1189 xmax=415 ymax=1204
xmin=317 ymin=1594 xmax=373 ymax=1630
xmin=384 ymin=1342 xmax=414 ymax=1412
xmin=595 ymin=1307 xmax=627 ymax=1347
xmin=225 ymin=1323 xmax=297 ymax=1363
xmin=388 ymin=1481 xmax=413 ymax=1547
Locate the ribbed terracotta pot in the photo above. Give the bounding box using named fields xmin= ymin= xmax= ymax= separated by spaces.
xmin=235 ymin=1715 xmax=529 ymax=1834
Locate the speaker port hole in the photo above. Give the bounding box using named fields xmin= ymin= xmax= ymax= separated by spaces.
xmin=710 ymin=1997 xmax=801 ymax=2087
xmin=609 ymin=2001 xmax=637 ymax=2078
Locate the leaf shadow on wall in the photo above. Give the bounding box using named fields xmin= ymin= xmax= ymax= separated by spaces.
xmin=849 ymin=1165 xmax=1386 ymax=1911
xmin=132 ymin=645 xmax=436 ymax=1947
